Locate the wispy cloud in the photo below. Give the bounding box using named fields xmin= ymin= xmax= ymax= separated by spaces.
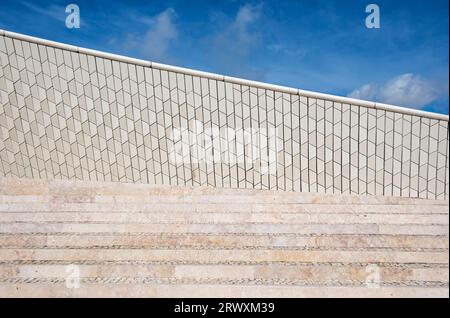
xmin=20 ymin=1 xmax=66 ymax=23
xmin=348 ymin=83 xmax=379 ymax=101
xmin=140 ymin=8 xmax=178 ymax=59
xmin=122 ymin=8 xmax=178 ymax=61
xmin=18 ymin=1 xmax=90 ymax=29
xmin=206 ymin=3 xmax=265 ymax=80
xmin=348 ymin=74 xmax=443 ymax=109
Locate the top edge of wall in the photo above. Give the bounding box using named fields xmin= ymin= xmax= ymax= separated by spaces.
xmin=1 ymin=29 xmax=448 ymax=121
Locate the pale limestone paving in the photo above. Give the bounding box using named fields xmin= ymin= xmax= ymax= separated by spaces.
xmin=0 ymin=178 xmax=448 ymax=298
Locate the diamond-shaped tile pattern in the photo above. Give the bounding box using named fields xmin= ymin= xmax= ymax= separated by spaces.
xmin=0 ymin=35 xmax=448 ymax=199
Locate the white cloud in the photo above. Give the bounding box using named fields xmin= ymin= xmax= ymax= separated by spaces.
xmin=348 ymin=74 xmax=440 ymax=109
xmin=207 ymin=3 xmax=265 ymax=80
xmin=140 ymin=8 xmax=178 ymax=59
xmin=216 ymin=3 xmax=262 ymax=55
xmin=234 ymin=3 xmax=261 ymax=34
xmin=378 ymin=74 xmax=438 ymax=107
xmin=348 ymin=83 xmax=378 ymax=101
xmin=122 ymin=8 xmax=178 ymax=60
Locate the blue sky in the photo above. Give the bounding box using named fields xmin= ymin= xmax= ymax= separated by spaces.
xmin=0 ymin=0 xmax=448 ymax=114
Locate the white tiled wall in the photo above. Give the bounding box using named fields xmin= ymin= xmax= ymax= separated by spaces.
xmin=0 ymin=35 xmax=448 ymax=199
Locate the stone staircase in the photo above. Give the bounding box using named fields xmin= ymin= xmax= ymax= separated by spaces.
xmin=0 ymin=178 xmax=448 ymax=297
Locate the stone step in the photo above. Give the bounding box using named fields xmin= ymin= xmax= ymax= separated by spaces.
xmin=1 ymin=283 xmax=447 ymax=298
xmin=0 ymin=234 xmax=447 ymax=249
xmin=0 ymin=194 xmax=447 ymax=206
xmin=0 ymin=212 xmax=447 ymax=225
xmin=0 ymin=264 xmax=447 ymax=283
xmin=0 ymin=179 xmax=447 ymax=205
xmin=0 ymin=248 xmax=448 ymax=264
xmin=0 ymin=222 xmax=447 ymax=235
xmin=0 ymin=177 xmax=448 ymax=298
xmin=1 ymin=203 xmax=447 ymax=214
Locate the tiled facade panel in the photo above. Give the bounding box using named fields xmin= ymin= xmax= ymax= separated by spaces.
xmin=0 ymin=36 xmax=449 ymax=199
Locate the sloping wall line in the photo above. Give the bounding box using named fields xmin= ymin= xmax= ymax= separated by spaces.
xmin=0 ymin=31 xmax=448 ymax=199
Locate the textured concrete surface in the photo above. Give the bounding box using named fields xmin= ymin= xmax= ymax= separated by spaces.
xmin=0 ymin=177 xmax=448 ymax=297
